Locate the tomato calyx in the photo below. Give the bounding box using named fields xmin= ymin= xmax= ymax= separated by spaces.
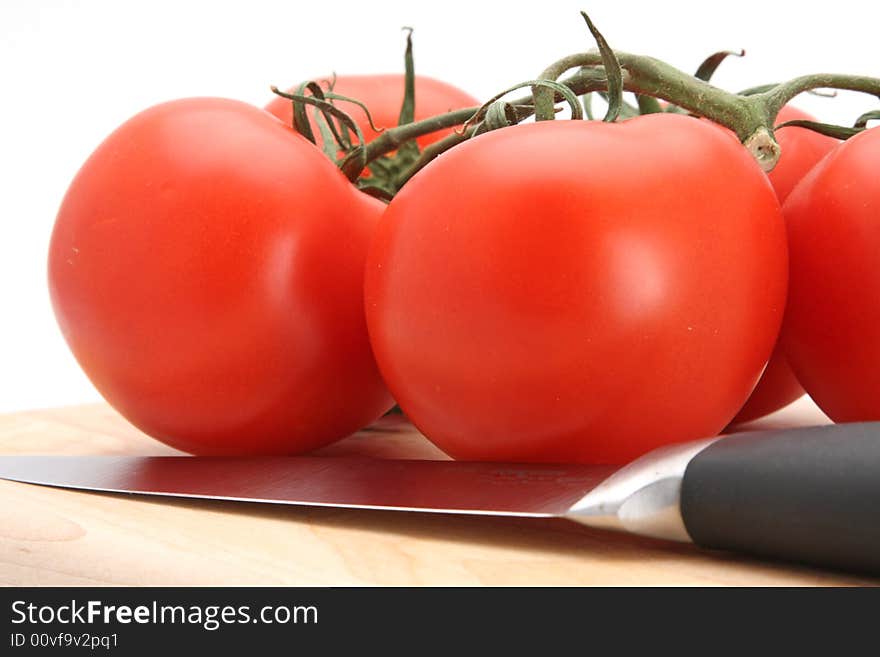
xmin=270 ymin=29 xmax=476 ymax=199
xmin=270 ymin=80 xmax=424 ymax=199
xmin=351 ymin=27 xmax=423 ymax=199
xmin=269 ymin=84 xmax=370 ymax=173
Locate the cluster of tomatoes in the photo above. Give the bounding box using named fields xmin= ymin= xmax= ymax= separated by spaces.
xmin=48 ymin=72 xmax=879 ymax=464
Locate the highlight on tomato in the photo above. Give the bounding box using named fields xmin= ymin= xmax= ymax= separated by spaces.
xmin=364 ymin=113 xmax=788 ymax=464
xmin=781 ymin=126 xmax=880 ymax=423
xmin=48 ymin=98 xmax=394 ymax=455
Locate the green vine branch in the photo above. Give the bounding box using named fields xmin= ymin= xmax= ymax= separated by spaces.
xmin=279 ymin=13 xmax=880 ymax=187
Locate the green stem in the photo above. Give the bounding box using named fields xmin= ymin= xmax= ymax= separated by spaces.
xmin=340 ymin=107 xmax=477 ymax=181
xmin=339 ymin=56 xmax=880 ymax=181
xmin=636 ymin=95 xmax=663 ymax=114
xmin=341 ymin=68 xmax=615 ymax=181
xmin=399 ymin=128 xmax=473 ymax=185
xmin=534 ymin=52 xmax=778 ymax=168
xmin=536 ymin=53 xmax=763 ymax=138
xmin=760 ymin=73 xmax=880 ymax=119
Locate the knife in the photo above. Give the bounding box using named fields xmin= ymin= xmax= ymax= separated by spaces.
xmin=1 ymin=422 xmax=878 ymax=575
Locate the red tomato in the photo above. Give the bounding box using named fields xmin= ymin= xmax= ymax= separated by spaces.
xmin=49 ymin=98 xmax=393 ymax=455
xmin=728 ymin=351 xmax=804 ymax=424
xmin=729 ymin=105 xmax=838 ymax=424
xmin=365 ymin=114 xmax=787 ymax=464
xmin=768 ymin=106 xmax=841 ymax=203
xmin=265 ymin=74 xmax=479 ymax=150
xmin=781 ymin=126 xmax=880 ymax=422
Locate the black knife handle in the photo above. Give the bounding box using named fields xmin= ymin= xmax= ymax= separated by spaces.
xmin=680 ymin=422 xmax=880 ymax=575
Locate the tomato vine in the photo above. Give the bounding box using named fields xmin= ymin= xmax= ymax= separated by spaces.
xmin=271 ymin=11 xmax=880 ymax=196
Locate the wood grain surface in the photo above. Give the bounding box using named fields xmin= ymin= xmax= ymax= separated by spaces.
xmin=0 ymin=399 xmax=874 ymax=586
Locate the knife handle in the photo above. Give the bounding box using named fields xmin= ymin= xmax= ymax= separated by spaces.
xmin=680 ymin=422 xmax=880 ymax=575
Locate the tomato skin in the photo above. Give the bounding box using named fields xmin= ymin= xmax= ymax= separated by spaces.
xmin=265 ymin=74 xmax=478 ymax=150
xmin=49 ymin=98 xmax=394 ymax=455
xmin=767 ymin=106 xmax=840 ymax=204
xmin=729 ymin=105 xmax=838 ymax=424
xmin=365 ymin=114 xmax=787 ymax=464
xmin=781 ymin=127 xmax=880 ymax=422
xmin=729 ymin=350 xmax=804 ymax=424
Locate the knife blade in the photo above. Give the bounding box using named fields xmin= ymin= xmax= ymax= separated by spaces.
xmin=1 ymin=422 xmax=878 ymax=575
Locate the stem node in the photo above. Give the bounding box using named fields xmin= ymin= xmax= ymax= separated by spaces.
xmin=743 ymin=127 xmax=780 ymax=172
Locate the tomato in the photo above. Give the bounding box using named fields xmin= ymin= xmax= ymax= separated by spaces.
xmin=265 ymin=74 xmax=479 ymax=150
xmin=728 ymin=350 xmax=804 ymax=424
xmin=781 ymin=126 xmax=880 ymax=422
xmin=365 ymin=114 xmax=787 ymax=464
xmin=729 ymin=105 xmax=838 ymax=424
xmin=49 ymin=98 xmax=394 ymax=455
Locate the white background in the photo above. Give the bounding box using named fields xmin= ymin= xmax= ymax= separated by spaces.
xmin=1 ymin=0 xmax=876 ymax=412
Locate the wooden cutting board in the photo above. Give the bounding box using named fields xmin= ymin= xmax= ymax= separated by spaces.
xmin=0 ymin=400 xmax=874 ymax=586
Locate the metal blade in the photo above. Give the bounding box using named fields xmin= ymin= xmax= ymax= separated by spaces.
xmin=0 ymin=455 xmax=616 ymax=518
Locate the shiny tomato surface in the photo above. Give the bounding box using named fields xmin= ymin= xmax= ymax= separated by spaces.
xmin=781 ymin=126 xmax=880 ymax=422
xmin=365 ymin=114 xmax=788 ymax=463
xmin=49 ymin=98 xmax=393 ymax=454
